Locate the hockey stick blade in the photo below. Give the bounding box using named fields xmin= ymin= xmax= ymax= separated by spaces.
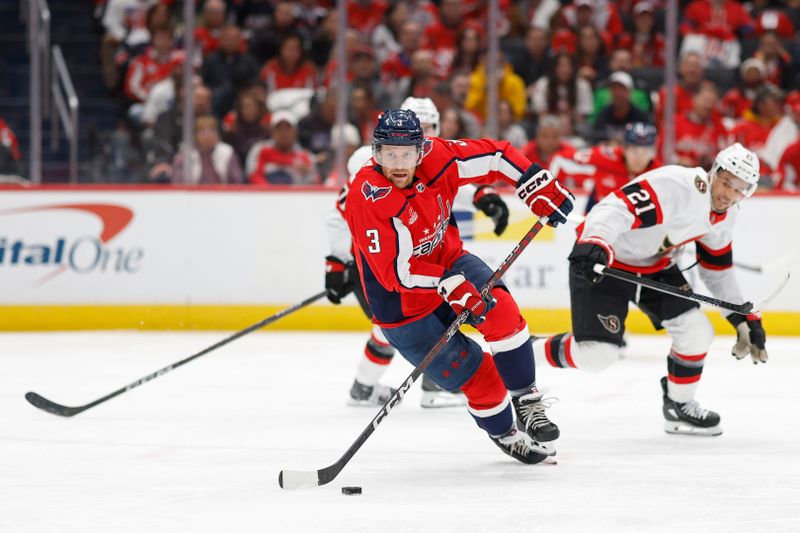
xmin=24 ymin=392 xmax=85 ymax=417
xmin=594 ymin=265 xmax=755 ymax=314
xmin=25 ymin=291 xmax=327 ymax=417
xmin=278 ymin=217 xmax=550 ymax=490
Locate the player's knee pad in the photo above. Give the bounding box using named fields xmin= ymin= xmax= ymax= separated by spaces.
xmin=662 ymin=308 xmax=713 ymax=355
xmin=476 ymin=287 xmax=527 ymax=342
xmin=571 ymin=340 xmax=620 ymax=373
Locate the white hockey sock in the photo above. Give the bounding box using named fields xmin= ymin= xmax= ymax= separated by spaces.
xmin=354 ymin=325 xmax=394 ymax=386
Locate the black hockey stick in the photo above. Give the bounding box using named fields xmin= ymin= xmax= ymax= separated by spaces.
xmin=593 ymin=265 xmax=790 ymax=314
xmin=278 ymin=216 xmax=550 ymax=490
xmin=25 ymin=290 xmax=328 ymax=417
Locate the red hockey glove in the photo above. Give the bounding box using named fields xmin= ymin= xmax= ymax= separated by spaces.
xmin=473 ymin=185 xmax=509 ymax=236
xmin=515 ymin=164 xmax=574 ymax=227
xmin=437 ymin=271 xmax=496 ymax=326
xmin=727 ymin=313 xmax=768 ymax=364
xmin=325 ymin=256 xmax=355 ymax=304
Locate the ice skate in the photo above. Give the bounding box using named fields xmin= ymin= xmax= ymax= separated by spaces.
xmin=491 ymin=427 xmax=554 ymax=465
xmin=512 ymin=387 xmax=560 ymax=442
xmin=661 ymin=377 xmax=722 ymax=436
xmin=420 ymin=374 xmax=466 ymax=408
xmin=348 ymin=379 xmax=396 ymax=407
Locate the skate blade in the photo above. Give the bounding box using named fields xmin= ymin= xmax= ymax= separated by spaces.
xmin=419 ymin=392 xmax=467 ymax=409
xmin=664 ymin=421 xmax=723 ymax=436
xmin=541 ymin=456 xmax=558 ymax=465
xmin=532 ymin=441 xmax=557 ymax=456
xmin=347 ymin=398 xmax=391 ymax=407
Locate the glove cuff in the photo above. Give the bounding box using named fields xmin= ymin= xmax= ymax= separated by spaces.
xmin=325 ymin=255 xmax=346 ymax=272
xmin=577 ymin=236 xmax=614 ymax=265
xmin=726 ymin=313 xmax=746 ymax=328
xmin=437 ymin=272 xmax=466 ymax=297
xmin=473 ymin=185 xmax=498 ymax=206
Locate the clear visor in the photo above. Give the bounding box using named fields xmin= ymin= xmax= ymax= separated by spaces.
xmin=373 ymin=145 xmax=423 ymax=168
xmin=714 ymin=169 xmax=756 ymax=198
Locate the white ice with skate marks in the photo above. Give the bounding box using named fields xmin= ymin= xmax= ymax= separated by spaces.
xmin=2 ymin=331 xmax=800 ymax=533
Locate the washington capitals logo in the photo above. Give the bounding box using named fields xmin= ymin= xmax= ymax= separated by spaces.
xmin=361 ymin=182 xmax=391 ymax=202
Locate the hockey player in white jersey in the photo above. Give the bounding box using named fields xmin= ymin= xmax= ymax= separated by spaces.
xmin=533 ymin=143 xmax=769 ymax=436
xmin=325 ymin=97 xmax=509 ymax=407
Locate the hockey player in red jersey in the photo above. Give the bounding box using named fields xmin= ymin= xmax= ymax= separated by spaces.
xmin=534 ymin=143 xmax=769 ymax=436
xmin=344 ymin=109 xmax=575 ymax=464
xmin=552 ymin=122 xmax=661 ymax=213
xmin=326 ymin=97 xmax=509 ymax=409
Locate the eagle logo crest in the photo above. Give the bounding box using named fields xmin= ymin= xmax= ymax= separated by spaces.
xmin=361 ymin=181 xmax=391 ymax=202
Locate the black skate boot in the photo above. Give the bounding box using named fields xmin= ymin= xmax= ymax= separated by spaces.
xmin=491 ymin=427 xmax=554 ymax=465
xmin=348 ymin=379 xmax=397 ymax=407
xmin=512 ymin=387 xmax=560 ymax=442
xmin=660 ymin=377 xmax=722 ymax=436
xmin=420 ymin=374 xmax=466 ymax=408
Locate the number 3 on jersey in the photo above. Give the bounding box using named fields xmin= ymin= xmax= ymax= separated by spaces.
xmin=366 ymin=229 xmax=381 ymax=253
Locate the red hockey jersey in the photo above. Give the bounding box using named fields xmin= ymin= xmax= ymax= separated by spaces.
xmin=344 ymin=137 xmax=532 ymax=327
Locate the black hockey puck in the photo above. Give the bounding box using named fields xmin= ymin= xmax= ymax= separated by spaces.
xmin=341 ymin=486 xmax=362 ymax=495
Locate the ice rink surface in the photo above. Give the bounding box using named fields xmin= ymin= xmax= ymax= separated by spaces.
xmin=1 ymin=330 xmax=799 ymax=533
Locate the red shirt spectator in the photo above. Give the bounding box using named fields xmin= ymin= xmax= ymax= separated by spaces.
xmin=249 ymin=111 xmax=319 ymax=185
xmin=616 ymin=2 xmax=665 ymax=68
xmin=124 ymin=29 xmax=184 ymax=102
xmin=775 ymin=139 xmax=800 ymax=190
xmin=680 ymin=0 xmax=754 ymax=40
xmin=655 ymin=52 xmax=705 ymax=126
xmin=0 ymin=118 xmax=21 ymax=161
xmin=259 ymin=34 xmax=317 ymax=92
xmin=193 ymin=0 xmax=226 ymax=56
xmin=348 ymin=0 xmax=388 ymax=36
xmin=562 ymin=0 xmax=624 ymax=37
xmin=720 ymin=58 xmax=768 ymax=118
xmin=668 ymin=84 xmax=728 ymax=168
xmin=754 ymin=9 xmax=794 ymax=39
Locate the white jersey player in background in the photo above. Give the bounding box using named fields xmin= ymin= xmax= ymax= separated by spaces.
xmin=325 ymin=97 xmax=510 ymax=407
xmin=534 ymin=143 xmax=769 ymax=436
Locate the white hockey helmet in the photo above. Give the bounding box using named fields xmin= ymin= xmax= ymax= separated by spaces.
xmin=347 ymin=145 xmax=374 ymax=178
xmin=400 ymin=97 xmax=440 ymax=136
xmin=710 ymin=143 xmax=760 ymax=197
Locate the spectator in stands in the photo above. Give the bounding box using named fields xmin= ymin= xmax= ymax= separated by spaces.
xmin=349 ymin=82 xmax=380 ymax=143
xmin=529 ymin=53 xmax=594 ymax=133
xmin=100 ymin=0 xmax=159 ymax=89
xmin=522 ymin=114 xmax=575 ymax=177
xmin=294 ymin=0 xmax=329 ymax=33
xmin=465 ymin=52 xmax=527 ymax=122
xmin=592 ymin=71 xmax=651 ymax=143
xmin=0 ymin=117 xmax=21 ymax=178
xmin=171 ymin=115 xmax=244 ymax=184
xmin=201 ymin=25 xmax=260 ymax=118
xmin=497 ymin=99 xmax=528 ymax=148
xmin=445 ymin=73 xmax=482 ymax=138
xmin=259 ymin=32 xmax=317 ymax=93
xmin=146 ymin=84 xmax=213 ymax=180
xmin=680 ymin=0 xmax=754 ymax=68
xmin=348 ymin=0 xmax=389 ymax=38
xmin=575 ymin=25 xmax=609 ymax=87
xmin=753 ymin=31 xmax=792 ymax=88
xmin=720 ymin=57 xmax=769 ymax=118
xmin=141 ymin=70 xmax=191 ymax=129
xmin=405 ymin=0 xmax=440 ymax=31
xmin=194 ymin=0 xmax=228 ymax=57
xmin=249 ymin=111 xmax=319 ymax=185
xmin=616 ymin=1 xmax=666 ymax=68
xmin=655 ymin=51 xmax=706 ymax=125
xmin=371 ymin=2 xmax=409 ymax=64
xmin=393 ymin=49 xmax=439 ymax=107
xmin=310 ymin=9 xmax=338 ymax=68
xmin=591 ymin=50 xmax=651 ymax=123
xmin=562 ymin=0 xmax=623 ymax=37
xmin=752 ymin=3 xmax=795 ymax=40
xmin=449 ymin=25 xmax=484 ymax=76
xmin=730 ymin=85 xmax=792 ymax=174
xmin=250 ymin=1 xmax=306 ymax=63
xmin=223 ymin=89 xmax=270 ymax=165
xmin=440 ymin=107 xmax=469 ymax=139
xmin=298 ymin=89 xmax=338 ymax=157
xmin=528 ymin=0 xmax=561 ymax=31
xmin=323 ymin=123 xmax=362 ymax=185
xmin=124 ymin=26 xmax=184 ymax=105
xmin=381 ymin=21 xmax=424 ymax=86
xmin=668 ymin=82 xmax=727 ymax=168
xmin=425 ymin=0 xmax=472 ymax=73
xmin=512 ymin=27 xmax=552 ymax=87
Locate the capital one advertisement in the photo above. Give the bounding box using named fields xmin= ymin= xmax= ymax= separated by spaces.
xmin=0 ymin=189 xmax=797 ymax=312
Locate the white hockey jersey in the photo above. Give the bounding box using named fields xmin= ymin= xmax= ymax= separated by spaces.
xmin=579 ymin=164 xmax=745 ymax=315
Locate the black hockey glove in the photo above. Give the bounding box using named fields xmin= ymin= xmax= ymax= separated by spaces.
xmin=568 ymin=241 xmax=609 ymax=283
xmin=726 ymin=313 xmax=768 ymax=364
xmin=325 ymin=256 xmax=355 ymax=304
xmin=473 ymin=185 xmax=509 ymax=236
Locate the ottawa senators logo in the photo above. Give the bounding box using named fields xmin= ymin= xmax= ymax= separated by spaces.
xmin=362 ymin=182 xmax=391 ymax=202
xmin=694 ymin=175 xmax=707 ymax=193
xmin=597 ymin=314 xmax=622 ymax=334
